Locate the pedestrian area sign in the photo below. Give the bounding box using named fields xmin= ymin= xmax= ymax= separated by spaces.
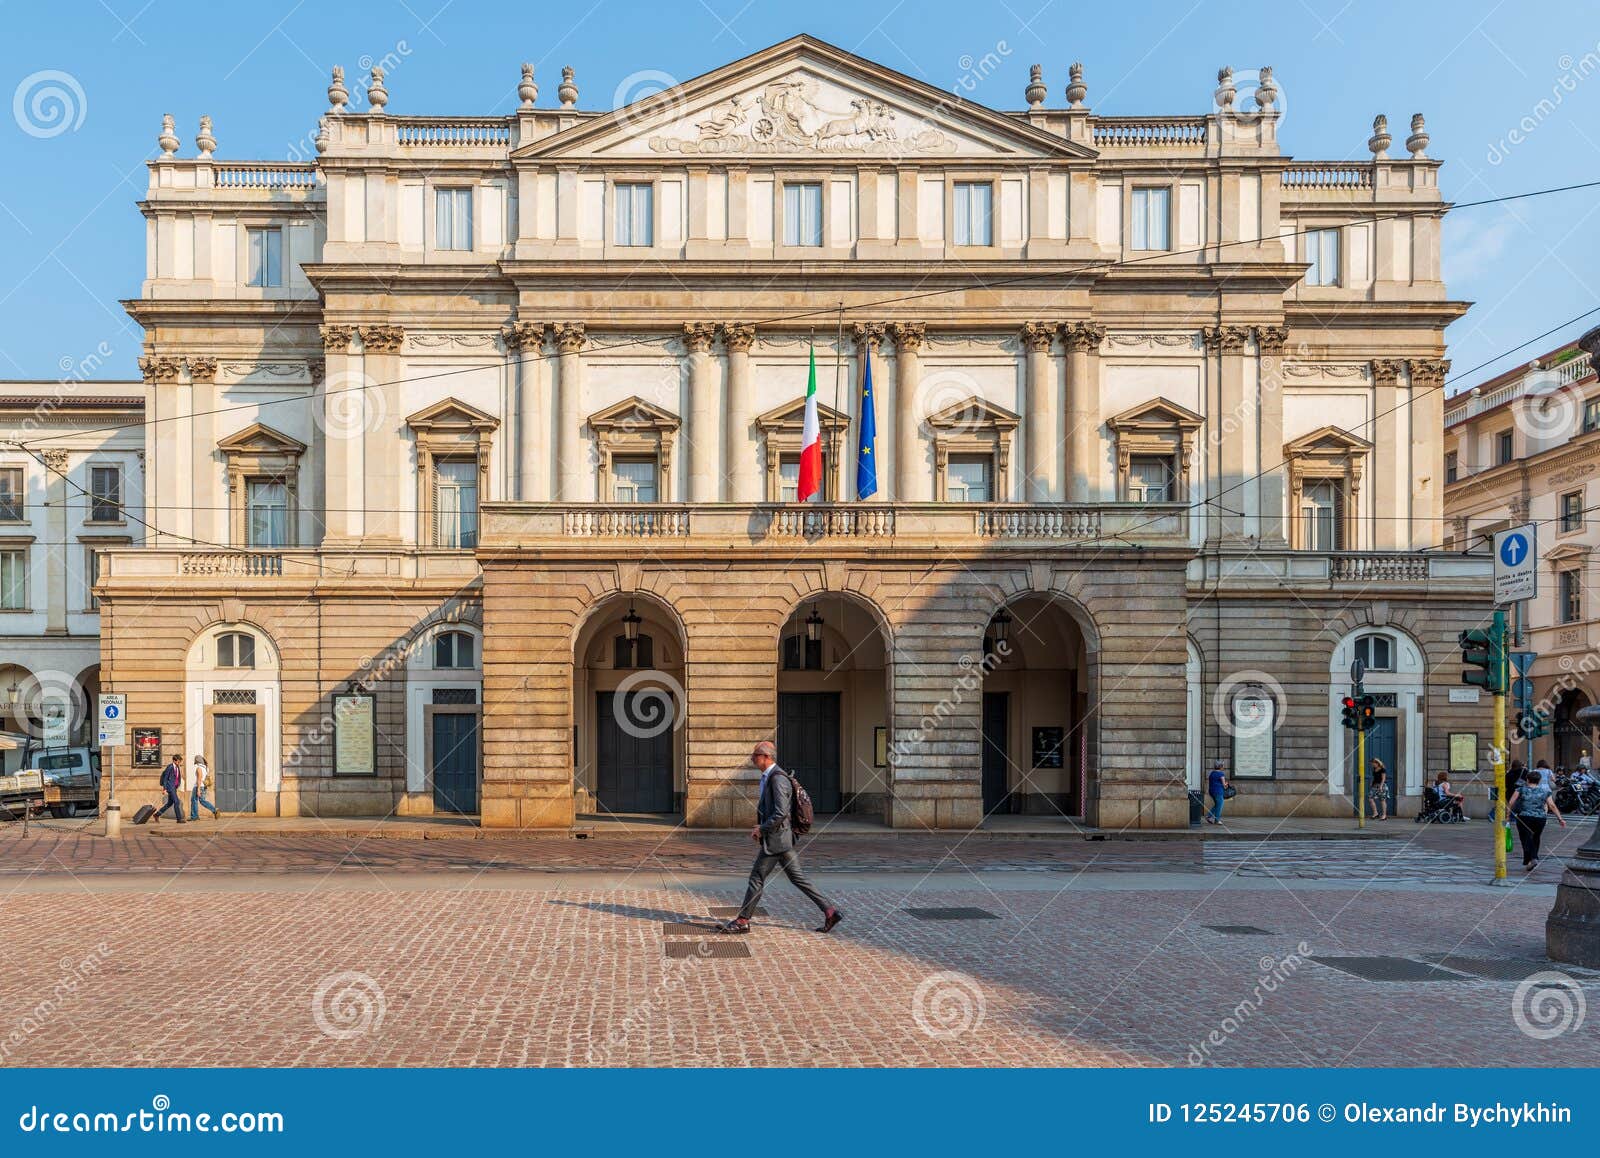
xmin=1493 ymin=524 xmax=1536 ymax=605
xmin=97 ymin=693 xmax=126 ymax=746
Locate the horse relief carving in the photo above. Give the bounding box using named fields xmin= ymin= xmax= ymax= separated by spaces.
xmin=652 ymin=75 xmax=949 ymax=154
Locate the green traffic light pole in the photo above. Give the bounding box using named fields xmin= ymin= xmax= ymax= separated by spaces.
xmin=1492 ymin=609 xmax=1509 ymax=885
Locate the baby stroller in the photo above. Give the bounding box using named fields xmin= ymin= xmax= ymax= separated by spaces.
xmin=1416 ymin=784 xmax=1466 ymax=824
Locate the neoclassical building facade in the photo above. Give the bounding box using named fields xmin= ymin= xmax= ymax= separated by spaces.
xmin=100 ymin=36 xmax=1491 ymax=826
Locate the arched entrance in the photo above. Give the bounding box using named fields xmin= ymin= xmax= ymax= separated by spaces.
xmin=776 ymin=593 xmax=891 ymax=817
xmin=979 ymin=594 xmax=1095 ymax=821
xmin=1327 ymin=626 xmax=1424 ymax=814
xmin=75 ymin=664 xmax=102 ymax=747
xmin=1554 ymin=687 xmax=1594 ymax=771
xmin=185 ymin=623 xmax=282 ymax=814
xmin=573 ymin=593 xmax=686 ymax=816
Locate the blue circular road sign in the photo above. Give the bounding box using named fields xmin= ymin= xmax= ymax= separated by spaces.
xmin=1499 ymin=532 xmax=1529 ymax=567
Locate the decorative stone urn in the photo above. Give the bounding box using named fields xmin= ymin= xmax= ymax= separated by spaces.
xmin=1548 ymin=689 xmax=1600 ymax=966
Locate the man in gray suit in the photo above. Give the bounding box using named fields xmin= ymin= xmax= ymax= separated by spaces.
xmin=721 ymin=740 xmax=842 ymax=934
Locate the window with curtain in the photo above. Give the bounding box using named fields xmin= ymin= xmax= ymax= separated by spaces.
xmin=1130 ymin=187 xmax=1171 ymax=251
xmin=953 ymin=182 xmax=993 ymax=245
xmin=88 ymin=466 xmax=122 ymax=522
xmin=783 ymin=183 xmax=823 ymax=247
xmin=434 ymin=460 xmax=479 ymax=548
xmin=946 ymin=455 xmax=992 ymax=502
xmin=779 ymin=456 xmax=799 ymax=503
xmin=1585 ymin=398 xmax=1600 ymax=433
xmin=246 ymin=227 xmax=283 ymax=287
xmin=612 ymin=458 xmax=659 ymax=503
xmin=0 ymin=549 xmax=25 ymax=609
xmin=615 ymin=183 xmax=654 ymax=246
xmin=245 ymin=480 xmax=289 ymax=547
xmin=1128 ymin=455 xmax=1175 ymax=502
xmin=1300 ymin=480 xmax=1343 ymax=550
xmin=1562 ymin=570 xmax=1583 ymax=624
xmin=435 ymin=187 xmax=474 ymax=251
xmin=1306 ymin=228 xmax=1341 ymax=286
xmin=0 ymin=467 xmax=22 ymax=521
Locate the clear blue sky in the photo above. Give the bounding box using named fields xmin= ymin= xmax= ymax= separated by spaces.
xmin=3 ymin=0 xmax=1597 ymax=390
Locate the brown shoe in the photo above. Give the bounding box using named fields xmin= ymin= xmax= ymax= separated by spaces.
xmin=816 ymin=907 xmax=842 ymax=933
xmin=719 ymin=919 xmax=750 ymax=935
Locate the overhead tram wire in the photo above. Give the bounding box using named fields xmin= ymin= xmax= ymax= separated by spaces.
xmin=14 ymin=175 xmax=1600 ymax=453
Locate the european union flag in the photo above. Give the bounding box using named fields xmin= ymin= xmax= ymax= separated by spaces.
xmin=856 ymin=347 xmax=878 ymax=499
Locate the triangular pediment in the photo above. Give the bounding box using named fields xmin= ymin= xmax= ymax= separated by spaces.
xmin=927 ymin=395 xmax=1020 ymax=431
xmin=216 ymin=422 xmax=306 ymax=455
xmin=1285 ymin=425 xmax=1372 ymax=456
xmin=516 ymin=35 xmax=1095 ymax=163
xmin=755 ymin=395 xmax=849 ymax=431
xmin=587 ymin=395 xmax=680 ymax=431
xmin=405 ymin=397 xmax=500 ymax=433
xmin=1547 ymin=542 xmax=1591 ymax=565
xmin=1107 ymin=397 xmax=1204 ymax=432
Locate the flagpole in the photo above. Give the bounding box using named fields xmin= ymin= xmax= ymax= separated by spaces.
xmin=833 ymin=302 xmax=844 ymax=502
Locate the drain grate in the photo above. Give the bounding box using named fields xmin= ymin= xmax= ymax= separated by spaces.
xmin=904 ymin=907 xmax=1001 ymax=921
xmin=1422 ymin=955 xmax=1592 ymax=982
xmin=666 ymin=940 xmax=750 ymax=959
xmin=1204 ymin=925 xmax=1274 ymax=935
xmin=1311 ymin=956 xmax=1472 ymax=982
xmin=707 ymin=906 xmax=767 ymax=917
xmin=662 ymin=921 xmax=723 ymax=936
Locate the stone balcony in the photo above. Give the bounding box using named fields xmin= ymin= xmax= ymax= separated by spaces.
xmin=1190 ymin=548 xmax=1493 ymax=594
xmin=96 ymin=547 xmax=482 ymax=596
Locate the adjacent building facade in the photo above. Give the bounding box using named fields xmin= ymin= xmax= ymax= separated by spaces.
xmin=1444 ymin=334 xmax=1600 ymax=768
xmin=98 ymin=36 xmax=1490 ymax=827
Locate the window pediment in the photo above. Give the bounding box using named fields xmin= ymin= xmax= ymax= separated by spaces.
xmin=588 ymin=396 xmax=679 ymax=502
xmin=216 ymin=422 xmax=307 ymax=457
xmin=756 ymin=397 xmax=848 ymax=501
xmin=406 ymin=397 xmax=501 ymax=437
xmin=1285 ymin=425 xmax=1372 ymax=459
xmin=1107 ymin=398 xmax=1202 ymax=503
xmin=926 ymin=395 xmax=1020 ymax=435
xmin=587 ymin=395 xmax=681 ymax=436
xmin=754 ymin=396 xmax=849 ymax=436
xmin=1106 ymin=397 xmax=1203 ymax=437
xmin=926 ymin=395 xmax=1017 ymax=501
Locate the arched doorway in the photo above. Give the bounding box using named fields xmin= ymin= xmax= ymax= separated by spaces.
xmin=0 ymin=664 xmax=31 ymax=740
xmin=185 ymin=623 xmax=282 ymax=814
xmin=1554 ymin=688 xmax=1594 ymax=771
xmin=75 ymin=664 xmax=102 ymax=747
xmin=979 ymin=594 xmax=1095 ymax=821
xmin=776 ymin=593 xmax=891 ymax=817
xmin=573 ymin=593 xmax=686 ymax=816
xmin=405 ymin=623 xmax=483 ymax=814
xmin=1327 ymin=626 xmax=1425 ymax=814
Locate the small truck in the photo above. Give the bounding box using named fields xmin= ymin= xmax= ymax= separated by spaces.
xmin=0 ymin=741 xmax=100 ymax=818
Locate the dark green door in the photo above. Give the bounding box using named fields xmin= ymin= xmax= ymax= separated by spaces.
xmin=1348 ymin=716 xmax=1398 ymax=815
xmin=213 ymin=713 xmax=256 ymax=813
xmin=596 ymin=692 xmax=674 ymax=813
xmin=777 ymin=692 xmax=841 ymax=813
xmin=981 ymin=692 xmax=1010 ymax=815
xmin=432 ymin=712 xmax=479 ymax=814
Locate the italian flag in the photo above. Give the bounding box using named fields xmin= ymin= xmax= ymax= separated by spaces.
xmin=797 ymin=343 xmax=823 ymax=502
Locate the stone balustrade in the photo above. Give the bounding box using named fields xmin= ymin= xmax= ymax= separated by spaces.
xmin=1280 ymin=163 xmax=1375 ymax=190
xmin=1091 ymin=117 xmax=1208 ymax=148
xmin=393 ymin=117 xmax=513 ymax=147
xmin=212 ymin=163 xmax=320 ymax=190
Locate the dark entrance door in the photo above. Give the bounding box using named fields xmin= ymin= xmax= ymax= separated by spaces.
xmin=213 ymin=713 xmax=257 ymax=813
xmin=431 ymin=712 xmax=479 ymax=814
xmin=596 ymin=691 xmax=675 ymax=813
xmin=981 ymin=692 xmax=1010 ymax=815
xmin=1348 ymin=716 xmax=1399 ymax=815
xmin=777 ymin=692 xmax=841 ymax=812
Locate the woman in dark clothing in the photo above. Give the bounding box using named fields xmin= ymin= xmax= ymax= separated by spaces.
xmin=1508 ymin=768 xmax=1566 ymax=870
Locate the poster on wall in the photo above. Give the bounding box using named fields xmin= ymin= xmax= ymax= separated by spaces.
xmin=1448 ymin=732 xmax=1478 ymax=774
xmin=1230 ymin=690 xmax=1277 ymax=779
xmin=133 ymin=728 xmax=162 ymax=767
xmin=333 ymin=694 xmax=376 ymax=777
xmin=1032 ymin=727 xmax=1065 ymax=769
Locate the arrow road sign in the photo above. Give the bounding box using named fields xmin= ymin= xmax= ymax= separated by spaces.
xmin=1494 ymin=524 xmax=1537 ymax=605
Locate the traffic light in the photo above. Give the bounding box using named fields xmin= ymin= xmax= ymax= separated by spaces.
xmin=1520 ymin=708 xmax=1551 ymax=738
xmin=1340 ymin=695 xmax=1359 ymax=730
xmin=1358 ymin=695 xmax=1377 ymax=731
xmin=1459 ymin=613 xmax=1507 ymax=695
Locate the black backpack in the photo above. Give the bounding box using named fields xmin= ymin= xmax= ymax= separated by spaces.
xmin=785 ymin=770 xmax=815 ymax=837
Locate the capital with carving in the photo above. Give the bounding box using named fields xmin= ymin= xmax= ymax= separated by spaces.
xmin=307 ymin=359 xmax=326 ymax=384
xmin=682 ymin=322 xmax=717 ymax=353
xmin=1061 ymin=320 xmax=1106 ymax=353
xmin=358 ymin=324 xmax=405 ymax=354
xmin=852 ymin=322 xmax=886 ymax=351
xmin=1253 ymin=325 xmax=1289 ymax=354
xmin=137 ymin=355 xmax=183 ymax=383
xmin=41 ymin=449 xmax=69 ymax=472
xmin=1510 ymin=494 xmax=1530 ymax=522
xmin=320 ymin=324 xmax=357 ymax=352
xmin=1408 ymin=357 xmax=1450 ymax=388
xmin=555 ymin=323 xmax=587 ymax=354
xmin=888 ymin=321 xmax=925 ymax=353
xmin=1202 ymin=324 xmax=1251 ymax=353
xmin=185 ymin=356 xmax=218 ymax=382
xmin=1370 ymin=358 xmax=1405 ymax=386
xmin=501 ymin=321 xmax=544 ymax=353
xmin=720 ymin=323 xmax=755 ymax=352
xmin=1020 ymin=321 xmax=1056 ymax=353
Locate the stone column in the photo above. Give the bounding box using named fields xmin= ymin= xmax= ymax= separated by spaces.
xmin=1408 ymin=357 xmax=1450 ymax=550
xmin=554 ymin=323 xmax=587 ymax=502
xmin=1255 ymin=325 xmax=1289 ymax=543
xmin=1021 ymin=321 xmax=1057 ymax=501
xmin=1202 ymin=324 xmax=1251 ymax=539
xmin=42 ymin=449 xmax=68 ymax=635
xmin=684 ymin=322 xmax=719 ymax=502
xmin=1370 ymin=357 xmax=1405 ymax=550
xmin=502 ymin=321 xmax=544 ymax=501
xmin=889 ymin=322 xmax=925 ymax=501
xmin=358 ymin=325 xmax=404 ymax=543
xmin=1062 ymin=321 xmax=1105 ymax=502
xmin=721 ymin=324 xmax=758 ymax=502
xmin=186 ymin=357 xmax=219 ymax=544
xmin=316 ymin=325 xmax=361 ymax=544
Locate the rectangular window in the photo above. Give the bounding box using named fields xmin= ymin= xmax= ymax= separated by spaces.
xmin=246 ymin=480 xmax=288 ymax=547
xmin=87 ymin=465 xmax=121 ymax=523
xmin=0 ymin=549 xmax=25 ymax=610
xmin=612 ymin=458 xmax=659 ymax=504
xmin=953 ymin=182 xmax=993 ymax=246
xmin=246 ymin=227 xmax=283 ymax=287
xmin=434 ymin=460 xmax=479 ymax=548
xmin=1561 ymin=569 xmax=1583 ymax=624
xmin=0 ymin=467 xmax=22 ymax=521
xmin=85 ymin=546 xmax=102 ymax=612
xmin=946 ymin=455 xmax=992 ymax=503
xmin=1130 ymin=187 xmax=1171 ymax=251
xmin=1445 ymin=451 xmax=1458 ymax=484
xmin=1585 ymin=398 xmax=1600 ymax=434
xmin=779 ymin=456 xmax=800 ymax=503
xmin=1128 ymin=455 xmax=1175 ymax=503
xmin=614 ymin=183 xmax=654 ymax=246
xmin=1562 ymin=490 xmax=1584 ymax=533
xmin=1306 ymin=228 xmax=1341 ymax=286
xmin=435 ymin=187 xmax=474 ymax=251
xmin=783 ymin=183 xmax=823 ymax=247
xmin=1301 ymin=480 xmax=1343 ymax=551
xmin=1496 ymin=430 xmax=1514 ymax=465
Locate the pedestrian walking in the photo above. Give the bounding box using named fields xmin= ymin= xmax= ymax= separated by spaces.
xmin=1508 ymin=767 xmax=1566 ymax=871
xmin=1205 ymin=760 xmax=1228 ymax=824
xmin=1368 ymin=758 xmax=1389 ymax=820
xmin=1534 ymin=758 xmax=1554 ymax=790
xmin=720 ymin=741 xmax=841 ymax=935
xmin=154 ymin=754 xmax=186 ymax=824
xmin=189 ymin=754 xmax=219 ymax=820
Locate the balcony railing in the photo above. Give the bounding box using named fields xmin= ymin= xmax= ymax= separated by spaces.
xmin=212 ymin=163 xmax=320 ymax=190
xmin=178 ymin=551 xmax=284 ymax=577
xmin=394 ymin=118 xmax=513 ymax=147
xmin=1281 ymin=163 xmax=1374 ymax=190
xmin=1091 ymin=117 xmax=1208 ymax=148
xmin=1445 ymin=351 xmax=1595 ymax=425
xmin=1328 ymin=553 xmax=1429 ymax=583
